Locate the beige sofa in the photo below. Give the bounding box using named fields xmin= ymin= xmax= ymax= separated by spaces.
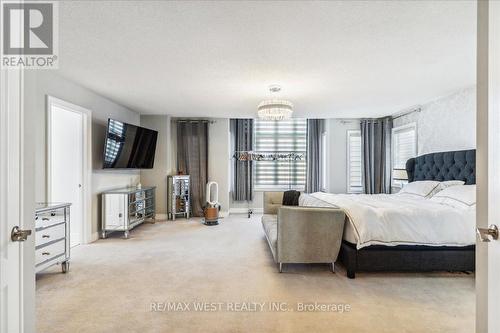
xmin=261 ymin=192 xmax=346 ymax=273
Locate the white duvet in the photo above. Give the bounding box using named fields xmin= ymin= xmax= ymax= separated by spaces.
xmin=299 ymin=192 xmax=476 ymax=249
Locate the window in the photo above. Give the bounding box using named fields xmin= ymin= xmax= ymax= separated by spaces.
xmin=254 ymin=119 xmax=307 ymax=190
xmin=321 ymin=132 xmax=328 ymax=191
xmin=347 ymin=130 xmax=362 ymax=193
xmin=392 ymin=123 xmax=417 ymax=186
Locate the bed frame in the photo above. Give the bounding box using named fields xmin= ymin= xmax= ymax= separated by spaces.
xmin=339 ymin=149 xmax=476 ymax=279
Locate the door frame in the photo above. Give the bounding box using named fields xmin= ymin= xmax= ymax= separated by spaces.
xmin=46 ymin=95 xmax=92 ymax=245
xmin=0 ymin=67 xmax=36 ymax=332
xmin=477 ymin=1 xmax=500 ymax=332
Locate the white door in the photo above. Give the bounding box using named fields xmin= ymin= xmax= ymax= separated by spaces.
xmin=0 ymin=66 xmax=36 ymax=332
xmin=48 ymin=101 xmax=84 ymax=247
xmin=477 ymin=1 xmax=500 ymax=332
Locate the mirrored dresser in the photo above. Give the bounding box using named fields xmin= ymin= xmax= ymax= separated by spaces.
xmin=35 ymin=203 xmax=71 ymax=274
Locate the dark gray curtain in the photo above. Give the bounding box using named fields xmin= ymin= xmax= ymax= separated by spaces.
xmin=305 ymin=119 xmax=325 ymax=193
xmin=360 ymin=117 xmax=392 ymax=194
xmin=177 ymin=121 xmax=208 ymax=217
xmin=230 ymin=119 xmax=253 ymax=201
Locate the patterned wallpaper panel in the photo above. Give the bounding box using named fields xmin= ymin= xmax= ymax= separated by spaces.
xmin=393 ymin=87 xmax=476 ymax=156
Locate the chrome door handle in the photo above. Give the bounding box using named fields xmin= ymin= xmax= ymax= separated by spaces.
xmin=11 ymin=226 xmax=32 ymax=242
xmin=477 ymin=225 xmax=499 ymax=242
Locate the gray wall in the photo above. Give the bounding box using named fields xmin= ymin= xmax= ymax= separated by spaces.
xmin=207 ymin=119 xmax=231 ymax=215
xmin=394 ymin=87 xmax=476 ymax=154
xmin=140 ymin=115 xmax=173 ymax=215
xmin=24 ymin=71 xmax=140 ymax=237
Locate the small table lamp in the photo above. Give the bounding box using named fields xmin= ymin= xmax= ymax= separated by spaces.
xmin=393 ymin=169 xmax=408 ymax=181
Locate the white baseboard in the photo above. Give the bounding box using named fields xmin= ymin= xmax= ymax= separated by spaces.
xmin=229 ymin=207 xmax=263 ymax=215
xmin=88 ymin=232 xmax=100 ymax=243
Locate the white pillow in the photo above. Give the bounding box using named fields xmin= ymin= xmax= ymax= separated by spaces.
xmin=429 ymin=180 xmax=466 ymax=197
xmin=398 ymin=181 xmax=441 ymax=198
xmin=430 ymin=185 xmax=476 ymax=209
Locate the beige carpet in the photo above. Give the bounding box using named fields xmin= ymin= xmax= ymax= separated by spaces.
xmin=36 ymin=214 xmax=475 ymax=333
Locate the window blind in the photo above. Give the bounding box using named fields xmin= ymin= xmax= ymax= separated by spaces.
xmin=392 ymin=124 xmax=417 ymax=170
xmin=254 ymin=119 xmax=307 ymax=190
xmin=347 ymin=130 xmax=363 ymax=193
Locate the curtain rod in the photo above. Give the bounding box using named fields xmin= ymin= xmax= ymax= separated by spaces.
xmin=175 ymin=119 xmax=216 ymax=124
xmin=339 ymin=119 xmax=359 ymax=124
xmin=338 ymin=107 xmax=421 ymax=123
xmin=392 ymin=107 xmax=422 ymax=120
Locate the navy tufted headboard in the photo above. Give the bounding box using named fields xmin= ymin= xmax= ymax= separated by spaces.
xmin=405 ymin=149 xmax=476 ymax=185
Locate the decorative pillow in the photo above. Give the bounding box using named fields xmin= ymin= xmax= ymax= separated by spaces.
xmin=429 ymin=180 xmax=466 ymax=197
xmin=430 ymin=185 xmax=476 ymax=209
xmin=441 ymin=180 xmax=466 ymax=188
xmin=398 ymin=181 xmax=441 ymax=198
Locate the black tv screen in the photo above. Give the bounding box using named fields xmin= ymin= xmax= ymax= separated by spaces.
xmin=103 ymin=119 xmax=158 ymax=169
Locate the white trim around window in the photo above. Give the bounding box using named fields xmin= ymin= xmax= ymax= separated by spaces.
xmin=321 ymin=131 xmax=328 ymax=192
xmin=391 ymin=122 xmax=417 ymax=187
xmin=346 ymin=129 xmax=363 ymax=193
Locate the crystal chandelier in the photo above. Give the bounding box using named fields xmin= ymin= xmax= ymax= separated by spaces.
xmin=257 ymin=85 xmax=293 ymax=120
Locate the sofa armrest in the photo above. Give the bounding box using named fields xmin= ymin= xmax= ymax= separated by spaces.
xmin=263 ymin=192 xmax=284 ymax=215
xmin=277 ymin=206 xmax=345 ymax=264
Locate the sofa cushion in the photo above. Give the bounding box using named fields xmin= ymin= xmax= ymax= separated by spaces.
xmin=261 ymin=215 xmax=278 ymax=261
xmin=262 ymin=214 xmax=277 ymax=224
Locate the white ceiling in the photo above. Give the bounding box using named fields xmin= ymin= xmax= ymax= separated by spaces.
xmin=56 ymin=1 xmax=476 ymax=118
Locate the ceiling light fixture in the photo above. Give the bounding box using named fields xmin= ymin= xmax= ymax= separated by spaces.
xmin=257 ymin=85 xmax=293 ymax=120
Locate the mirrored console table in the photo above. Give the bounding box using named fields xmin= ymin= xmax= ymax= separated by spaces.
xmin=101 ymin=186 xmax=156 ymax=239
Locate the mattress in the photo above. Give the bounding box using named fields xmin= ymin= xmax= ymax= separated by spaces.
xmin=298 ymin=193 xmax=358 ymax=244
xmin=299 ymin=192 xmax=476 ymax=249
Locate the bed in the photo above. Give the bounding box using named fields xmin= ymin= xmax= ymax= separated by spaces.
xmin=300 ymin=149 xmax=476 ymax=278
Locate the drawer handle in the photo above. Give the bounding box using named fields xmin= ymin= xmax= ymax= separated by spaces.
xmin=42 ymin=252 xmax=50 ymax=256
xmin=42 ymin=217 xmax=50 ymax=221
xmin=42 ymin=235 xmax=50 ymax=238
